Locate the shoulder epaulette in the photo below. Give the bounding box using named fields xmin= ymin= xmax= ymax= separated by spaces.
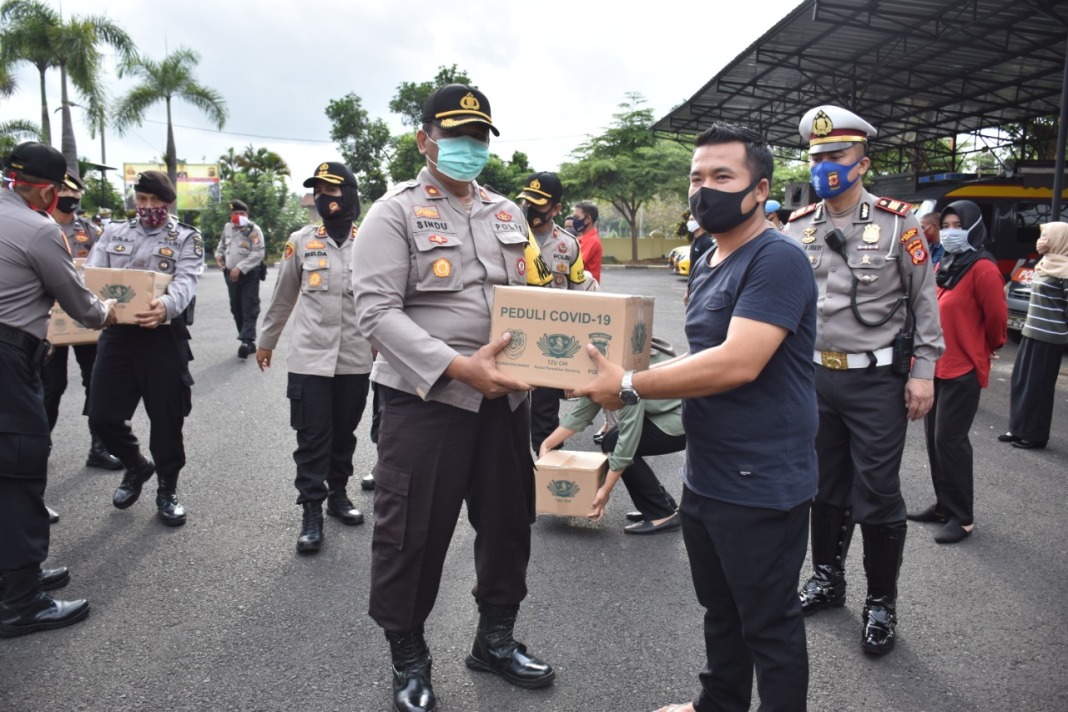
xmin=382 ymin=179 xmax=419 ymax=200
xmin=875 ymin=198 xmax=911 ymax=217
xmin=788 ymin=203 xmax=818 ymax=222
xmin=177 ymin=221 xmax=201 ymax=234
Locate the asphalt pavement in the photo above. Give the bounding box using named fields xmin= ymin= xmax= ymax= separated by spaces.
xmin=1 ymin=265 xmax=1066 ymax=712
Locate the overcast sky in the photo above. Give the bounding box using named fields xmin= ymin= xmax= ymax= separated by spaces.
xmin=1 ymin=0 xmax=802 ymax=194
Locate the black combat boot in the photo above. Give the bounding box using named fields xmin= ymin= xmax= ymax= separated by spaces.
xmin=465 ymin=602 xmax=555 ymax=688
xmin=386 ymin=627 xmax=436 ymax=712
xmin=799 ymin=504 xmax=854 ymax=615
xmin=297 ymin=501 xmax=324 ymax=552
xmin=112 ymin=457 xmax=155 ymax=509
xmin=0 ymin=565 xmax=89 ymax=638
xmin=860 ymin=522 xmax=907 ymax=655
xmin=86 ymin=430 xmax=122 ymax=470
xmin=326 ymin=490 xmax=364 ymax=525
xmin=155 ymin=474 xmax=187 ymax=527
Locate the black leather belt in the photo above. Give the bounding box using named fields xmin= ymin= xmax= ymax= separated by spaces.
xmin=0 ymin=322 xmax=42 ymax=354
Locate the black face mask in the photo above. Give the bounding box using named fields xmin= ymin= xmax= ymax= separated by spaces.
xmin=524 ymin=204 xmax=553 ymax=229
xmin=315 ymin=185 xmax=361 ymax=240
xmin=688 ymin=179 xmax=760 ymax=235
xmin=56 ymin=196 xmax=80 ymax=214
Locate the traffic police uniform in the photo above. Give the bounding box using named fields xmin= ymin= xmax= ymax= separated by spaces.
xmin=515 ymin=172 xmax=595 ymax=450
xmin=354 ymin=83 xmax=554 ymax=712
xmin=41 ymin=173 xmax=122 ymax=470
xmin=215 ymin=199 xmax=266 ymax=355
xmin=85 ymin=171 xmax=204 ymax=526
xmin=0 ymin=142 xmax=110 ymax=637
xmin=259 ymin=162 xmax=371 ymax=551
xmin=788 ymin=106 xmax=944 ymax=655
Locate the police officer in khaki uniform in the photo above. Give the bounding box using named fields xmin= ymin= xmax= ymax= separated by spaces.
xmin=354 ymin=84 xmax=555 ymax=712
xmin=0 ymin=142 xmax=115 ymax=638
xmin=85 ymin=170 xmax=204 ymax=527
xmin=515 ymin=171 xmax=595 ymax=450
xmin=788 ymin=106 xmax=944 ymax=655
xmin=41 ymin=171 xmax=122 ymax=470
xmin=257 ymin=161 xmax=371 ymax=553
xmin=215 ymin=198 xmax=266 ymax=358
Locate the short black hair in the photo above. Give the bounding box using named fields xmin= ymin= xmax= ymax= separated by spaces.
xmin=693 ymin=123 xmax=774 ymax=187
xmin=574 ymin=200 xmax=598 ymax=223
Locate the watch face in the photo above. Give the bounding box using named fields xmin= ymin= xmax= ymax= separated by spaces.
xmin=620 ymin=389 xmax=640 ymax=406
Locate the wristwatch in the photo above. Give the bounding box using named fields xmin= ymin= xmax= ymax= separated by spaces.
xmin=619 ymin=370 xmax=641 ymax=406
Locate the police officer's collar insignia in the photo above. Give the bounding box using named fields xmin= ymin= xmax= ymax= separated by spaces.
xmin=859 ymin=202 xmax=871 ymax=221
xmin=129 ymin=217 xmax=138 ymax=226
xmin=316 ymin=224 xmax=327 ymax=237
xmin=813 ymin=203 xmax=825 ymax=222
xmin=423 ymin=184 xmax=444 ymax=199
xmin=478 ymin=188 xmax=490 ymax=202
xmin=812 ymin=110 xmax=834 ymax=137
xmin=496 ymin=210 xmax=513 ymax=222
xmin=283 ymin=242 xmax=295 ymax=260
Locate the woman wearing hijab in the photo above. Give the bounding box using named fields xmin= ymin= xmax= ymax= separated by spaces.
xmin=909 ymin=200 xmax=1006 ymax=544
xmin=1000 ymin=221 xmax=1068 ymax=450
xmin=256 ymin=162 xmax=372 ymax=552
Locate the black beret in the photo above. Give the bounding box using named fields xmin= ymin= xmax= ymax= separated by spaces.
xmin=133 ymin=170 xmax=177 ymax=203
xmin=421 ymin=84 xmax=499 ymax=137
xmin=517 ymin=172 xmax=563 ymax=207
xmin=302 ymin=161 xmax=358 ymax=189
xmin=6 ymin=141 xmax=67 ymax=183
xmin=230 ymin=199 xmax=249 ymax=212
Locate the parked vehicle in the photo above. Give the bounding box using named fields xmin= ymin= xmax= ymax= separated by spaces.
xmin=1005 ymin=256 xmax=1039 ymax=343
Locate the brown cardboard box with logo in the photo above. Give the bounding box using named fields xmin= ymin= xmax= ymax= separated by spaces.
xmin=534 ymin=450 xmax=608 ymax=517
xmin=490 ymin=285 xmax=653 ymax=390
xmin=83 ymin=267 xmax=172 ymax=325
xmin=47 ymin=258 xmax=100 ymax=346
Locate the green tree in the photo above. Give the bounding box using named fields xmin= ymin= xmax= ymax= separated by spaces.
xmin=112 ymin=47 xmax=228 ymax=187
xmin=198 ymin=147 xmax=307 ymax=260
xmin=478 ymin=150 xmax=532 ymax=199
xmin=560 ymin=93 xmax=691 ymax=261
xmin=325 ymin=92 xmax=391 ymax=202
xmin=235 ymin=144 xmax=290 ymax=189
xmin=387 ymin=65 xmax=471 ymax=181
xmin=387 ymin=132 xmax=422 ymax=184
xmin=0 ymin=117 xmax=40 ymax=157
xmin=0 ymin=0 xmax=58 ymax=142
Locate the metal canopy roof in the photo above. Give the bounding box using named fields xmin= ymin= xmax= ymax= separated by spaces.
xmin=653 ymin=0 xmax=1068 ymax=157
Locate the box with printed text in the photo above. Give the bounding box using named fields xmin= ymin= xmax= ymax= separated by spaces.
xmin=82 ymin=267 xmax=172 ymax=325
xmin=534 ymin=450 xmax=609 ymax=517
xmin=47 ymin=259 xmax=100 ymax=346
xmin=490 ymin=286 xmax=653 ymax=390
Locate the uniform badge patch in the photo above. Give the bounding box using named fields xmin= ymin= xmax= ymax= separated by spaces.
xmin=159 ymin=260 xmax=170 ymax=271
xmin=801 ymin=227 xmax=817 ymax=244
xmin=316 ymin=225 xmax=327 ymax=237
xmin=516 ymin=257 xmax=526 ymax=276
xmin=283 ymin=242 xmax=295 ymax=260
xmin=428 ymin=235 xmax=448 ymax=245
xmin=557 ymin=241 xmax=568 ymax=252
xmin=424 ymin=185 xmax=441 ymax=197
xmin=414 ymin=206 xmax=440 ymax=219
xmin=308 ymin=272 xmax=322 ymax=287
xmin=75 ymin=232 xmax=89 ymax=242
xmin=160 ymin=247 xmax=174 ymax=257
xmin=115 ymin=244 xmax=125 ymax=252
xmin=307 ymin=240 xmax=325 ymax=249
xmin=899 ymin=227 xmax=918 ymax=244
xmin=496 ymin=210 xmax=513 ymax=222
xmin=318 ymin=258 xmax=327 ymax=268
xmin=432 ymin=258 xmax=452 ymax=278
xmin=859 ymin=202 xmax=871 ymax=221
xmin=863 ymin=224 xmax=880 ymax=243
xmin=909 ymin=241 xmax=928 ymax=265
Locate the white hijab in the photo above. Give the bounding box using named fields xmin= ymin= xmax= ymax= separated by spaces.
xmin=1035 ymin=221 xmax=1068 ymax=279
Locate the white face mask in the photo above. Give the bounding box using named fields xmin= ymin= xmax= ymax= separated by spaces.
xmin=686 ymin=218 xmax=700 ymax=233
xmin=100 ymin=218 xmax=111 ymax=225
xmin=940 ymin=227 xmax=973 ymax=254
xmin=237 ymin=215 xmax=249 ymax=227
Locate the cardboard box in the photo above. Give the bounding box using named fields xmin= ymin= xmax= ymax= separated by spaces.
xmin=491 ymin=286 xmax=653 ymax=389
xmin=47 ymin=259 xmax=100 ymax=346
xmin=534 ymin=450 xmax=609 ymax=517
xmin=83 ymin=267 xmax=172 ymax=325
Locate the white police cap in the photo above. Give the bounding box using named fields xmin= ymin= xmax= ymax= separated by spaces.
xmin=798 ymin=105 xmax=877 ymax=155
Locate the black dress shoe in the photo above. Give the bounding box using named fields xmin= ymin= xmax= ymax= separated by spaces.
xmin=86 ymin=435 xmax=123 ymax=470
xmin=326 ymin=493 xmax=364 ymax=525
xmin=624 ymin=513 xmax=681 ymax=535
xmin=625 ymin=511 xmax=643 ymax=522
xmin=934 ymin=518 xmax=973 ymax=544
xmin=465 ymin=603 xmax=555 ymax=689
xmin=906 ymin=504 xmax=949 ymax=523
xmin=1012 ymin=439 xmax=1047 ymax=450
xmin=997 ymin=432 xmax=1018 ymax=443
xmin=237 ymin=341 xmax=254 ymax=359
xmin=592 ymin=430 xmax=606 ymax=445
xmin=46 ymin=506 xmax=60 ymax=524
xmin=113 ymin=460 xmax=155 ymax=509
xmin=156 ymin=492 xmax=187 ymax=527
xmin=361 ymin=473 xmax=376 ymax=491
xmin=39 ymin=567 xmax=70 ymax=592
xmin=0 ymin=567 xmax=89 ymax=639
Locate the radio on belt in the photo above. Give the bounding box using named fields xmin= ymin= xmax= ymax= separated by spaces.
xmin=490 ymin=285 xmax=653 ymax=390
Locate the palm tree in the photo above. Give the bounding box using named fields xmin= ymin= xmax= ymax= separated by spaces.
xmin=0 ymin=0 xmax=59 ymax=144
xmin=0 ymin=118 xmax=40 ymax=156
xmin=113 ymin=47 xmax=228 ymax=187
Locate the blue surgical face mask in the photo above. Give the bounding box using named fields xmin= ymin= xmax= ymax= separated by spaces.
xmin=940 ymin=227 xmax=974 ymax=254
xmin=810 ymin=158 xmax=863 ymax=200
xmin=427 ymin=135 xmax=490 ymax=182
